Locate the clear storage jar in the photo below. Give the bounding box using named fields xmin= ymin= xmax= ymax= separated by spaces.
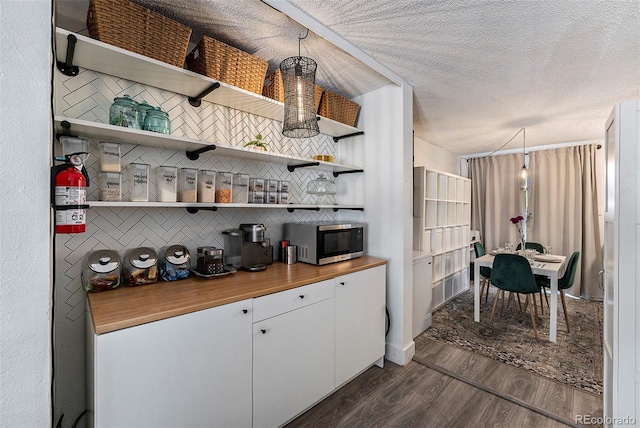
xmin=278 ymin=180 xmax=289 ymax=193
xmin=122 ymin=247 xmax=158 ymax=286
xmin=143 ymin=107 xmax=171 ymax=134
xmin=60 ymin=136 xmax=89 ymax=165
xmin=157 ymin=165 xmax=177 ymax=202
xmin=266 ymin=191 xmax=278 ymax=204
xmin=266 ymin=179 xmax=278 ymax=192
xmin=278 ymin=191 xmax=289 ymax=204
xmin=249 ymin=191 xmax=265 ymax=204
xmin=128 ymin=163 xmax=150 ymax=202
xmin=99 ymin=172 xmax=122 ymax=202
xmin=109 ymin=94 xmax=140 ymax=129
xmin=196 ymin=246 xmax=225 ymax=275
xmin=249 ymin=178 xmax=264 ymax=192
xmin=215 ymin=172 xmax=233 ymax=203
xmin=159 ymin=244 xmax=191 ymax=281
xmin=178 ymin=168 xmax=198 ymax=202
xmin=98 ymin=142 xmax=121 ymax=172
xmin=197 ymin=170 xmax=216 ymax=203
xmin=232 ymin=173 xmax=249 ymax=203
xmin=82 ymin=249 xmax=121 ymax=292
xmin=137 ymin=100 xmax=154 ymax=129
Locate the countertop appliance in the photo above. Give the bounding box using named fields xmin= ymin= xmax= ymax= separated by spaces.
xmin=283 ymin=221 xmax=364 ymax=265
xmin=222 ymin=223 xmax=273 ymax=271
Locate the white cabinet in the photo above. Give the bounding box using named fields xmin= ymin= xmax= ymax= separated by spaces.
xmin=334 ymin=265 xmax=386 ymax=387
xmin=412 ymin=252 xmax=433 ymax=339
xmin=87 ymin=299 xmax=253 ymax=428
xmin=253 ymin=281 xmax=335 ymax=428
xmin=413 ymin=166 xmax=471 ymax=309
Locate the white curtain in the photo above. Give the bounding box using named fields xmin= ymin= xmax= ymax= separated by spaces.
xmin=469 ymin=144 xmax=603 ymax=300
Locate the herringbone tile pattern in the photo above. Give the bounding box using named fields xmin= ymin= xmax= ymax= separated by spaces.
xmin=54 ymin=68 xmax=339 ymax=324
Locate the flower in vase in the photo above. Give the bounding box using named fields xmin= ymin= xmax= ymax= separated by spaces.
xmin=510 ymin=215 xmax=526 ymax=249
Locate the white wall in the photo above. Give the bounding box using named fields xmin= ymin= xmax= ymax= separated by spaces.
xmin=413 ymin=135 xmax=460 ymax=175
xmin=0 ymin=1 xmax=52 ymax=426
xmin=345 ymin=82 xmax=414 ymax=365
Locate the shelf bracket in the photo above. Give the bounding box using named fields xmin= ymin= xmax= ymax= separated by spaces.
xmin=188 ymin=82 xmax=221 ymax=107
xmin=287 ymin=207 xmax=320 ymax=213
xmin=332 ymin=207 xmax=364 ymax=212
xmin=56 ymin=34 xmax=79 ymax=77
xmin=333 ymin=131 xmax=364 ymax=143
xmin=55 ymin=120 xmax=76 ymax=142
xmin=186 ymin=144 xmax=217 ymax=160
xmin=287 ymin=162 xmax=320 ymax=172
xmin=186 ymin=206 xmax=217 ymax=214
xmin=332 ymin=169 xmax=364 ymax=178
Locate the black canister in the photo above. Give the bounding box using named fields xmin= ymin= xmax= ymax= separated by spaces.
xmin=197 ymin=246 xmax=225 ymax=275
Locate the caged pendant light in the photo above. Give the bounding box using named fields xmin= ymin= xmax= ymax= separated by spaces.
xmin=280 ymin=30 xmax=319 ymax=138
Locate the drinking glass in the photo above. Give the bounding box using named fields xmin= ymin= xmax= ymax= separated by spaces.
xmin=544 ymin=245 xmax=552 ymax=255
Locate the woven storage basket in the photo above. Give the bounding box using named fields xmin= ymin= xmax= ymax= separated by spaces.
xmin=263 ymin=69 xmax=323 ymax=111
xmin=186 ymin=35 xmax=268 ymax=95
xmin=318 ymin=90 xmax=360 ymax=127
xmin=87 ymin=0 xmax=192 ymax=68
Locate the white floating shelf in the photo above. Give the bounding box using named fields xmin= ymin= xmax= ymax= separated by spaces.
xmin=55 ymin=117 xmax=363 ymax=174
xmin=55 ymin=28 xmax=362 ymax=139
xmin=88 ymin=202 xmax=364 ymax=211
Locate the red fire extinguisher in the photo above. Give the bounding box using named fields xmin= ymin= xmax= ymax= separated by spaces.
xmin=53 ymin=153 xmax=89 ymax=234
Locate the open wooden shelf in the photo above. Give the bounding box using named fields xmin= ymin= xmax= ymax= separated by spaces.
xmin=55 ymin=28 xmax=362 ymax=139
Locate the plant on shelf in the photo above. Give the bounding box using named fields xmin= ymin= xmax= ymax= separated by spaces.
xmin=243 ymin=133 xmax=268 ymax=151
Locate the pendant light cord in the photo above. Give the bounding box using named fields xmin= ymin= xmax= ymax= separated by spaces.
xmin=298 ymin=29 xmax=309 ymax=58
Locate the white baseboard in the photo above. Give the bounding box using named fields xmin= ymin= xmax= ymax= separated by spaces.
xmin=385 ymin=340 xmax=416 ymax=365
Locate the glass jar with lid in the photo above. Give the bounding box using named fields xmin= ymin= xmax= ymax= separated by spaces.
xmin=82 ymin=249 xmax=121 ymax=292
xmin=136 ymin=100 xmax=154 ymax=129
xmin=122 ymin=247 xmax=158 ymax=286
xmin=197 ymin=170 xmax=216 ymax=203
xmin=157 ymin=165 xmax=177 ymax=202
xmin=306 ymin=173 xmax=336 ymax=204
xmin=99 ymin=172 xmax=122 ymax=202
xmin=159 ymin=244 xmax=191 ymax=281
xmin=109 ymin=94 xmax=140 ymax=129
xmin=128 ymin=163 xmax=150 ymax=202
xmin=232 ymin=173 xmax=249 ymax=203
xmin=196 ymin=246 xmax=225 ymax=275
xmin=143 ymin=107 xmax=171 ymax=134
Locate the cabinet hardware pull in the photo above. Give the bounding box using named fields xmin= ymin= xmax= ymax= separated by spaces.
xmin=242 ymin=309 xmax=248 ymax=314
xmin=299 ymin=295 xmax=305 ymax=299
xmin=339 ymin=282 xmax=345 ymax=286
xmin=261 ymin=329 xmax=267 ymax=334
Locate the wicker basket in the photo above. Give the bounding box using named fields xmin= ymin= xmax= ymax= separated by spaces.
xmin=87 ymin=0 xmax=192 ymax=68
xmin=263 ymin=69 xmax=323 ymax=111
xmin=318 ymin=90 xmax=360 ymax=127
xmin=186 ymin=35 xmax=268 ymax=95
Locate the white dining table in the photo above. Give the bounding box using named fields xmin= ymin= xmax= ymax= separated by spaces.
xmin=473 ymin=253 xmax=567 ymax=342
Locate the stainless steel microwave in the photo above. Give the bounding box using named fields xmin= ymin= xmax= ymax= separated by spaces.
xmin=283 ymin=222 xmax=364 ymax=265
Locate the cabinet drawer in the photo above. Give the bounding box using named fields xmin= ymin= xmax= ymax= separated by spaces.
xmin=253 ymin=279 xmax=335 ymax=322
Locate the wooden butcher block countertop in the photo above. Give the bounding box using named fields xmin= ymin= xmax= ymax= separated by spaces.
xmin=87 ymin=256 xmax=388 ymax=335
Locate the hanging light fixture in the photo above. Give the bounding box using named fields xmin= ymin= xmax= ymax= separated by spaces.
xmin=280 ymin=30 xmax=319 ymax=138
xmin=519 ymin=128 xmax=530 ymax=191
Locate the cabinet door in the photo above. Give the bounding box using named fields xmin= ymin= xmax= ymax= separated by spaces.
xmin=91 ymin=300 xmax=253 ymax=428
xmin=335 ymin=265 xmax=386 ymax=387
xmin=253 ymin=298 xmax=335 ymax=428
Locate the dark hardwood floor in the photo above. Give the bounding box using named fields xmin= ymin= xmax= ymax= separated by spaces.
xmin=286 ymin=339 xmax=602 ymax=428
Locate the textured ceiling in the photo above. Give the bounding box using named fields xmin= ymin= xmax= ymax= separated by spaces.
xmin=56 ymin=0 xmax=640 ymax=155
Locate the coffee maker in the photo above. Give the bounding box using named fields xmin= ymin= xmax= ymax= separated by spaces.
xmin=222 ymin=223 xmax=273 ymax=271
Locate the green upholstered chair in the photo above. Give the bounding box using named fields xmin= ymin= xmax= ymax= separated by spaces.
xmin=515 ymin=241 xmax=545 ymax=253
xmin=535 ymin=251 xmax=580 ymax=333
xmin=473 ymin=242 xmax=492 ymax=303
xmin=489 ymin=253 xmax=541 ymax=338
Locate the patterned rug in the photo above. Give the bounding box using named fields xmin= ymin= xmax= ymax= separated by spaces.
xmin=417 ymin=286 xmax=603 ymax=396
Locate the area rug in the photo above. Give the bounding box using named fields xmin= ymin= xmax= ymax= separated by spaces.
xmin=417 ymin=287 xmax=603 ymax=395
